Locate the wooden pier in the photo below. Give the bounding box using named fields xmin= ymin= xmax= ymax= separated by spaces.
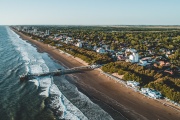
xmin=20 ymin=65 xmax=100 ymax=81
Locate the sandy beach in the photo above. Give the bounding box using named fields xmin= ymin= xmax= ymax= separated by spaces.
xmin=13 ymin=29 xmax=180 ymax=120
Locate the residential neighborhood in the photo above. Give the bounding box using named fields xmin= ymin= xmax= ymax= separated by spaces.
xmin=15 ymin=26 xmax=180 ymax=76
xmin=2 ymin=1 xmax=180 ymax=119
xmin=13 ymin=25 xmax=180 ymax=104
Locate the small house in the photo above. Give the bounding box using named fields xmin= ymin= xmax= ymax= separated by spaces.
xmin=127 ymin=81 xmax=140 ymax=88
xmin=96 ymin=47 xmax=106 ymax=54
xmin=75 ymin=42 xmax=82 ymax=48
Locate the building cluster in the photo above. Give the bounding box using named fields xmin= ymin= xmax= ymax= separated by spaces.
xmin=16 ymin=26 xmax=50 ymax=37
xmin=141 ymin=88 xmax=162 ymax=99
xmin=13 ymin=26 xmax=180 ymax=104
xmin=127 ymin=80 xmax=140 ymax=89
xmin=126 ymin=80 xmax=162 ymax=99
xmin=14 ymin=26 xmax=179 ymax=75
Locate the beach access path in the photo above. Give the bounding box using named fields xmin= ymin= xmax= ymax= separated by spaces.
xmin=13 ymin=29 xmax=180 ymax=120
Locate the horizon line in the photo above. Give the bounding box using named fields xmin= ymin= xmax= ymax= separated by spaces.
xmin=1 ymin=24 xmax=180 ymax=26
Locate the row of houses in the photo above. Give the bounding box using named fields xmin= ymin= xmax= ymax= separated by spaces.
xmin=126 ymin=80 xmax=162 ymax=99
xmin=15 ymin=26 xmax=179 ymax=75
xmin=16 ymin=26 xmax=50 ymax=37
xmin=51 ymin=34 xmax=179 ymax=75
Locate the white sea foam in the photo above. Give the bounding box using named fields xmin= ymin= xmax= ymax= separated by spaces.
xmin=62 ymin=95 xmax=88 ymax=120
xmin=29 ymin=65 xmax=43 ymax=74
xmin=49 ymin=83 xmax=88 ymax=120
xmin=39 ymin=90 xmax=49 ymax=97
xmin=39 ymin=77 xmax=52 ymax=87
xmin=49 ymin=84 xmax=62 ymax=96
xmin=29 ymin=79 xmax=39 ymax=87
xmin=7 ymin=28 xmax=88 ymax=120
xmin=59 ymin=77 xmax=114 ymax=120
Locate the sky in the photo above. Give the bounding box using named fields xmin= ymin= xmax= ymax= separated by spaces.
xmin=0 ymin=0 xmax=180 ymax=25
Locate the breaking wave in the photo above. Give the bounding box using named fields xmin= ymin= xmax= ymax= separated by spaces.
xmin=7 ymin=28 xmax=88 ymax=119
xmin=2 ymin=27 xmax=113 ymax=120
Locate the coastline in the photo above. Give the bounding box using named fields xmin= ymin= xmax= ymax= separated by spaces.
xmin=12 ymin=29 xmax=180 ymax=120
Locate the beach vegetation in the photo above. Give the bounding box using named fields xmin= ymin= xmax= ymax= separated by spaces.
xmin=102 ymin=61 xmax=180 ymax=103
xmin=12 ymin=25 xmax=180 ymax=103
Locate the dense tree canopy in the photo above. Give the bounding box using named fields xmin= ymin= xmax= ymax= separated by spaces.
xmin=14 ymin=25 xmax=180 ymax=103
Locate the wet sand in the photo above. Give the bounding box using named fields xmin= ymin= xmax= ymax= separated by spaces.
xmin=13 ymin=29 xmax=180 ymax=120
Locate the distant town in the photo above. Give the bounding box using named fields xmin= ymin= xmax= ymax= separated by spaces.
xmin=12 ymin=25 xmax=180 ymax=104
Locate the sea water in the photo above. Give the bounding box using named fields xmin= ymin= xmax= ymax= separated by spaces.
xmin=0 ymin=26 xmax=113 ymax=120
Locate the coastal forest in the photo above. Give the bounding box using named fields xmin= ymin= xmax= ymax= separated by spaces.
xmin=14 ymin=25 xmax=180 ymax=103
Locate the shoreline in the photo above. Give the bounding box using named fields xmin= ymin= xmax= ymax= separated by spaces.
xmin=12 ymin=29 xmax=180 ymax=120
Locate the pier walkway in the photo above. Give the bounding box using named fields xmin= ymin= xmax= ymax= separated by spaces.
xmin=20 ymin=65 xmax=100 ymax=81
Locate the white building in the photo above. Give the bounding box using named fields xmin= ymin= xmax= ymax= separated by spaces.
xmin=138 ymin=57 xmax=154 ymax=66
xmin=93 ymin=46 xmax=97 ymax=51
xmin=102 ymin=45 xmax=109 ymax=50
xmin=34 ymin=28 xmax=37 ymax=33
xmin=56 ymin=44 xmax=62 ymax=47
xmin=138 ymin=60 xmax=151 ymax=66
xmin=126 ymin=48 xmax=137 ymax=53
xmin=129 ymin=53 xmax=139 ymax=63
xmin=141 ymin=88 xmax=150 ymax=94
xmin=141 ymin=88 xmax=162 ymax=99
xmin=125 ymin=49 xmax=139 ymax=63
xmin=116 ymin=51 xmax=124 ymax=56
xmin=45 ymin=30 xmax=50 ymax=35
xmin=96 ymin=47 xmax=106 ymax=54
xmin=66 ymin=37 xmax=72 ymax=41
xmin=17 ymin=27 xmax=22 ymax=31
xmin=127 ymin=81 xmax=140 ymax=88
xmin=75 ymin=42 xmax=82 ymax=48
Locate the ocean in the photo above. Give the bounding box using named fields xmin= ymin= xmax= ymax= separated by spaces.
xmin=0 ymin=26 xmax=113 ymax=120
